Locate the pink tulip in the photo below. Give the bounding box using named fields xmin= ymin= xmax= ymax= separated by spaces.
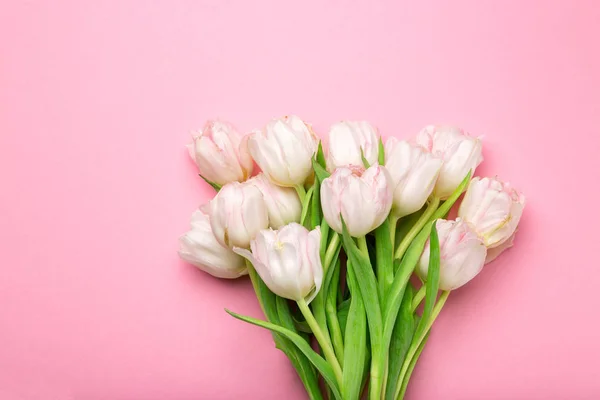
xmin=458 ymin=177 xmax=525 ymax=248
xmin=417 ymin=219 xmax=487 ymax=290
xmin=187 ymin=120 xmax=253 ymax=186
xmin=416 ymin=125 xmax=483 ymax=199
xmin=247 ymin=174 xmax=302 ymax=228
xmin=321 ymin=165 xmax=393 ymax=237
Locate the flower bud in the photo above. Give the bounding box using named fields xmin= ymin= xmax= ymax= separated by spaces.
xmin=248 ymin=116 xmax=318 ymax=187
xmin=458 ymin=177 xmax=525 ymax=248
xmin=385 ymin=138 xmax=443 ymax=217
xmin=417 ymin=219 xmax=487 ymax=290
xmin=235 ymin=224 xmax=323 ymax=303
xmin=327 ymin=121 xmax=379 ymax=171
xmin=178 ymin=208 xmax=247 ymax=279
xmin=321 ymin=165 xmax=393 ymax=237
xmin=416 ymin=125 xmax=483 ymax=199
xmin=248 ymin=173 xmax=302 ymax=228
xmin=187 ymin=120 xmax=253 ymax=185
xmin=209 ymin=181 xmax=269 ymax=249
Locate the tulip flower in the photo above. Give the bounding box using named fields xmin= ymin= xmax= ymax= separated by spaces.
xmin=327 ymin=120 xmax=379 ymax=171
xmin=248 ymin=115 xmax=318 ymax=187
xmin=234 ymin=223 xmax=323 ymax=303
xmin=321 ymin=164 xmax=393 ymax=237
xmin=209 ymin=181 xmax=269 ymax=249
xmin=385 ymin=138 xmax=443 ymax=217
xmin=187 ymin=120 xmax=253 ymax=186
xmin=417 ymin=219 xmax=487 ymax=290
xmin=248 ymin=173 xmax=302 ymax=228
xmin=416 ymin=125 xmax=483 ymax=199
xmin=178 ymin=208 xmax=247 ymax=279
xmin=458 ymin=177 xmax=525 ymax=248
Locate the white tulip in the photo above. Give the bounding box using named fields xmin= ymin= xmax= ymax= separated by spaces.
xmin=248 ymin=174 xmax=302 ymax=228
xmin=327 ymin=120 xmax=379 ymax=171
xmin=209 ymin=181 xmax=269 ymax=249
xmin=178 ymin=208 xmax=247 ymax=279
xmin=248 ymin=115 xmax=318 ymax=187
xmin=235 ymin=224 xmax=323 ymax=303
xmin=385 ymin=138 xmax=443 ymax=217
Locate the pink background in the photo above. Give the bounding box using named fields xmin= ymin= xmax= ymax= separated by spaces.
xmin=1 ymin=1 xmax=599 ymax=399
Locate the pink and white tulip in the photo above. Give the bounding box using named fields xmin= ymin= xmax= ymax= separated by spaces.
xmin=416 ymin=125 xmax=483 ymax=199
xmin=327 ymin=121 xmax=379 ymax=171
xmin=209 ymin=181 xmax=269 ymax=249
xmin=187 ymin=120 xmax=253 ymax=186
xmin=178 ymin=208 xmax=247 ymax=279
xmin=417 ymin=219 xmax=487 ymax=290
xmin=321 ymin=165 xmax=393 ymax=237
xmin=248 ymin=116 xmax=318 ymax=187
xmin=248 ymin=174 xmax=302 ymax=228
xmin=458 ymin=177 xmax=525 ymax=248
xmin=235 ymin=224 xmax=323 ymax=303
xmin=385 ymin=138 xmax=443 ymax=217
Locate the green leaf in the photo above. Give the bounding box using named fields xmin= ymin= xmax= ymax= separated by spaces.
xmin=310 ymin=177 xmax=322 ymax=229
xmin=300 ymin=185 xmax=315 ymax=227
xmin=341 ymin=221 xmax=384 ymax=399
xmin=198 ymin=174 xmax=221 ymax=191
xmin=320 ymin=217 xmax=331 ymax=260
xmin=393 ymin=223 xmax=441 ymax=400
xmin=313 ymin=158 xmax=330 ymax=183
xmin=384 ymin=286 xmax=416 ymax=400
xmin=342 ymin=262 xmax=368 ymax=400
xmin=375 ymin=218 xmax=394 ymax=300
xmin=247 ymin=266 xmax=322 ymax=400
xmin=316 ymin=141 xmax=327 ymax=169
xmin=360 ymin=147 xmax=371 ymax=168
xmin=336 ymin=299 xmax=351 ymax=333
xmin=378 ymin=136 xmax=385 ymax=165
xmin=226 ymin=309 xmax=341 ymax=400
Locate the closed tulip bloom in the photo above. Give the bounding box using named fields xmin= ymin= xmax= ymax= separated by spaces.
xmin=327 ymin=120 xmax=379 ymax=171
xmin=416 ymin=125 xmax=483 ymax=199
xmin=178 ymin=208 xmax=247 ymax=279
xmin=417 ymin=219 xmax=487 ymax=290
xmin=321 ymin=165 xmax=393 ymax=237
xmin=248 ymin=115 xmax=318 ymax=187
xmin=209 ymin=181 xmax=269 ymax=249
xmin=248 ymin=173 xmax=302 ymax=228
xmin=458 ymin=177 xmax=525 ymax=248
xmin=187 ymin=120 xmax=253 ymax=186
xmin=385 ymin=138 xmax=443 ymax=217
xmin=235 ymin=224 xmax=323 ymax=303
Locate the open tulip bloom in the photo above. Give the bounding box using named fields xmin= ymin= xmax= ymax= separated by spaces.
xmin=178 ymin=117 xmax=526 ymax=400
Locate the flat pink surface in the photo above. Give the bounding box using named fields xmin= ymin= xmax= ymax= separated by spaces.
xmin=1 ymin=1 xmax=599 ymax=399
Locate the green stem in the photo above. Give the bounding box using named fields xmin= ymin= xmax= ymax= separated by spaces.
xmin=295 ymin=184 xmax=306 ymax=202
xmin=395 ymin=291 xmax=450 ymax=400
xmin=394 ymin=198 xmax=440 ymax=261
xmin=357 ymin=236 xmax=369 ymax=256
xmin=297 ymin=298 xmax=344 ymax=387
xmin=324 ymin=233 xmax=340 ymax=270
xmin=326 ymin=263 xmax=344 ymax=364
xmin=380 ymin=215 xmax=399 ymax=296
xmin=411 ymin=285 xmax=426 ymax=312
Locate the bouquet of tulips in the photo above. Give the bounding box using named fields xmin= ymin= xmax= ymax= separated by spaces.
xmin=178 ymin=116 xmax=525 ymax=400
